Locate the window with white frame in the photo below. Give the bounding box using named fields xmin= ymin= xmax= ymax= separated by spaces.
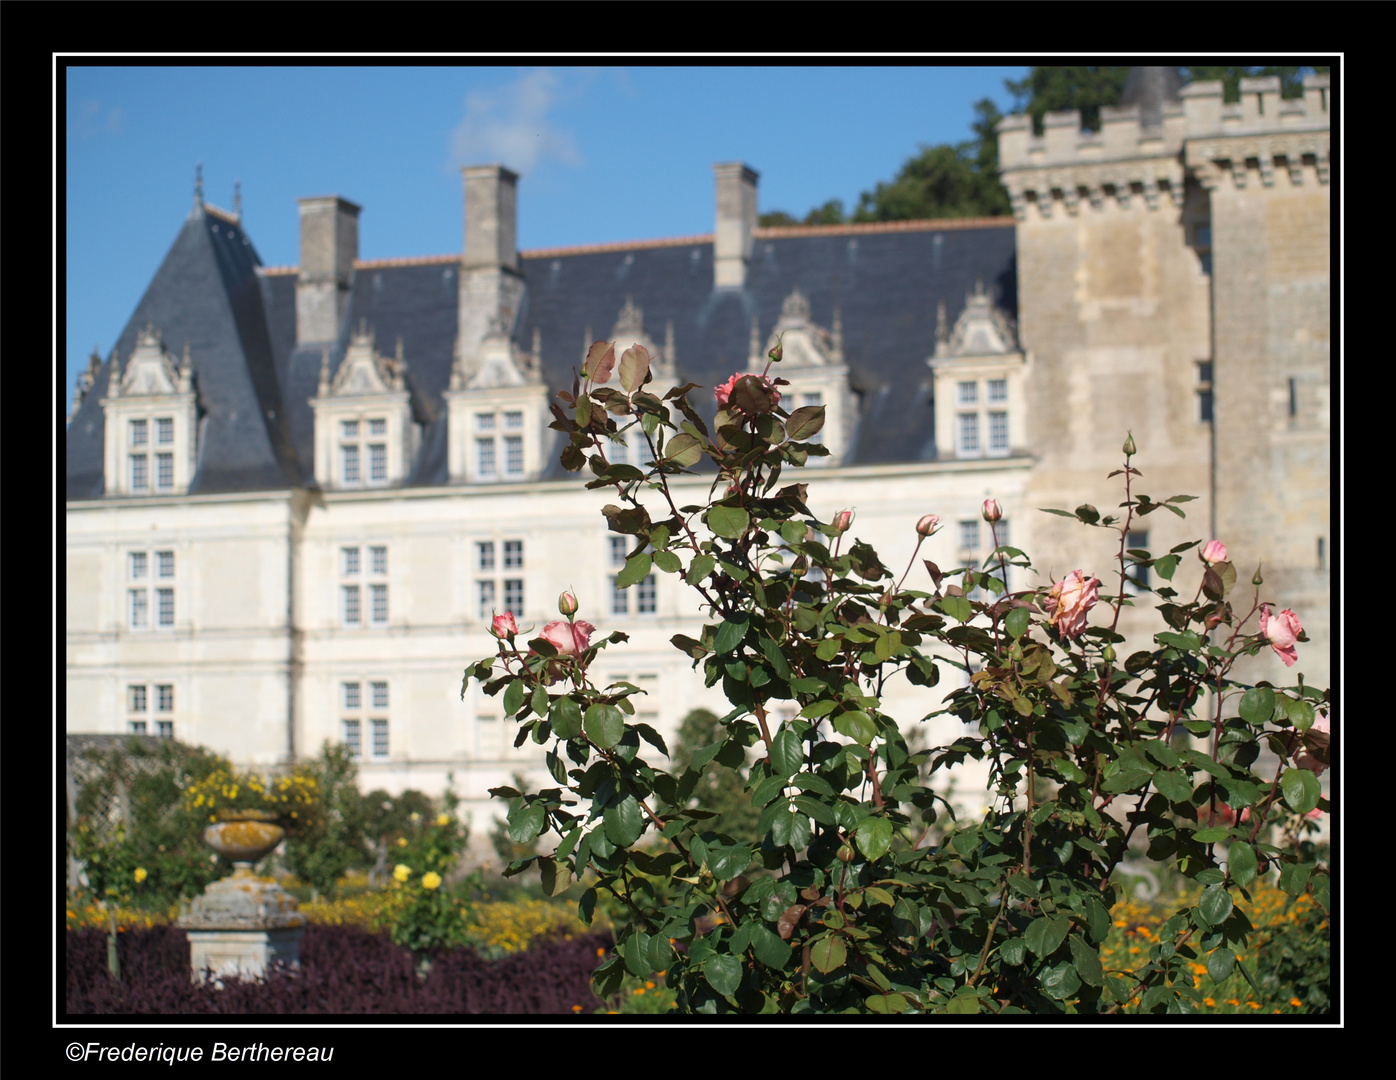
xmin=1197 ymin=362 xmax=1214 ymax=424
xmin=341 ymin=679 xmax=389 ymax=759
xmin=957 ymin=381 xmax=978 ymax=406
xmin=1126 ymin=529 xmax=1150 ymax=594
xmin=478 ymin=539 xmax=524 ymax=621
xmin=339 ymin=417 xmax=389 ymax=488
xmin=340 ymin=544 xmax=389 ymax=627
xmin=129 ymin=420 xmax=149 ymax=492
xmin=957 ymin=412 xmax=980 ymax=456
xmin=128 ymin=682 xmax=174 ymax=737
xmin=504 ymin=411 xmax=524 ymax=478
xmin=988 ymin=411 xmax=1009 ymax=454
xmin=475 ymin=413 xmax=497 ymax=480
xmin=958 ymin=520 xmax=979 ymax=554
xmin=988 ymin=379 xmax=1007 ymax=404
xmin=128 ymin=549 xmax=174 ymax=630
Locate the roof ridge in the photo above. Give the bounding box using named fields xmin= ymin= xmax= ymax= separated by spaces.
xmin=203 ymin=202 xmax=240 ymax=225
xmin=521 ymin=233 xmax=714 ymax=259
xmin=754 ymin=217 xmax=1015 ymax=238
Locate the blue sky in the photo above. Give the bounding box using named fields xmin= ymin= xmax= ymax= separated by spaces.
xmin=62 ymin=64 xmax=1030 ymax=415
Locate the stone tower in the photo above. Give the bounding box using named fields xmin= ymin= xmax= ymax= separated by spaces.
xmin=998 ymin=69 xmax=1330 ymax=689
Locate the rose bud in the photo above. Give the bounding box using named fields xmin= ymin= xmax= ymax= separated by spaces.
xmin=982 ymin=498 xmax=1003 ymax=523
xmin=916 ymin=514 xmax=941 ymax=537
xmin=1123 ymin=432 xmax=1137 ymax=457
xmin=1199 ymin=540 xmax=1228 ymax=565
xmin=832 ymin=509 xmax=854 ymax=533
xmin=558 ymin=590 xmax=579 ymax=617
xmin=490 ymin=611 xmax=518 ymax=639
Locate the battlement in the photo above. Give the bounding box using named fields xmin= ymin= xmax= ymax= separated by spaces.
xmin=999 ymin=74 xmax=1331 ymax=217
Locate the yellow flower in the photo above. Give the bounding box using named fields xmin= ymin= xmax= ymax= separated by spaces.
xmin=393 ymin=864 xmax=411 ymax=883
xmin=422 ymin=872 xmax=443 ymax=890
xmin=397 ymin=837 xmax=408 ymax=847
xmin=436 ymin=813 xmax=451 ymax=827
xmin=134 ymin=868 xmax=148 ymax=883
xmin=1290 ymin=997 xmax=1303 ymax=1007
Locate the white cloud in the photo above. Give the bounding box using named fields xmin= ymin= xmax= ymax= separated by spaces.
xmin=449 ymin=69 xmax=583 ymax=176
xmin=71 ymin=100 xmax=125 ymax=139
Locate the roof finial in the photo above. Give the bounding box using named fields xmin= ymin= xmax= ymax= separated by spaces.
xmin=664 ymin=320 xmax=676 ymax=367
xmin=831 ymin=305 xmax=844 ymax=364
xmin=193 ymin=161 xmax=204 ymax=215
xmin=749 ymin=314 xmax=761 ymax=364
xmin=317 ymin=347 xmax=331 ymax=396
xmin=233 ymin=180 xmax=242 ymax=221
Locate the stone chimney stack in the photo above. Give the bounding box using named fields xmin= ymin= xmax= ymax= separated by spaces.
xmin=296 ymin=195 xmax=361 ymax=346
xmin=459 ymin=165 xmax=524 ymax=368
xmin=713 ymin=162 xmax=759 ymax=289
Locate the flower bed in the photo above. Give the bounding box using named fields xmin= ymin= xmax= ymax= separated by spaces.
xmin=66 ymin=924 xmax=612 ymax=1015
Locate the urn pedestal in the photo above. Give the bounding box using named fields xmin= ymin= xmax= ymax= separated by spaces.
xmin=177 ymin=810 xmax=305 ymax=985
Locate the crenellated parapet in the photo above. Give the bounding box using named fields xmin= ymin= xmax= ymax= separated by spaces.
xmin=998 ymin=74 xmax=1330 ymax=219
xmin=1182 ymin=75 xmax=1330 ymax=190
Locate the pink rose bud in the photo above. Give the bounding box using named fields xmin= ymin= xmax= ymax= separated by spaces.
xmin=1043 ymin=570 xmax=1101 ymax=641
xmin=1199 ymin=540 xmax=1228 ymax=565
xmin=832 ymin=509 xmax=854 ymax=533
xmin=916 ymin=514 xmax=941 ymax=537
xmin=1259 ymin=604 xmax=1302 ymax=667
xmin=491 ymin=612 xmax=518 ymax=639
xmin=558 ymin=590 xmax=579 ymax=617
xmin=982 ymin=498 xmax=1002 ymax=523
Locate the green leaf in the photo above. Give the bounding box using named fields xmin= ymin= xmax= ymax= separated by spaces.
xmin=1024 ymin=914 xmax=1070 ymax=958
xmin=769 ymin=801 xmax=812 ymax=849
xmin=1069 ymin=935 xmax=1103 ymax=986
xmin=707 ymin=505 xmax=750 ymax=539
xmin=616 ymin=551 xmax=653 ymax=589
xmin=1041 ymin=959 xmax=1082 ymax=1000
xmin=1005 ymin=607 xmax=1030 ymax=640
xmin=704 ymin=953 xmax=742 ymax=997
xmin=1279 ymin=860 xmax=1314 ymax=897
xmin=664 ymin=432 xmax=704 ymax=468
xmin=749 ymin=924 xmax=791 ymax=969
xmin=944 ymin=992 xmax=980 ymax=1014
xmin=856 ymin=817 xmax=894 ymax=862
xmin=686 ymin=553 xmax=716 ymax=586
xmin=1280 ymin=768 xmax=1321 ymax=814
xmin=770 ymin=728 xmax=804 ymax=778
xmin=584 ymin=703 xmax=625 ymax=749
xmin=809 ymin=936 xmax=847 ymax=974
xmin=785 ymin=404 xmax=826 ymax=441
xmin=1154 ymin=554 xmax=1180 ymax=581
xmin=1206 ymin=947 xmax=1236 ymax=982
xmin=550 ymin=695 xmax=583 ymax=739
xmin=758 ymin=635 xmax=793 ymax=680
xmin=709 ymin=843 xmax=752 ymax=881
xmin=874 ymin=630 xmax=902 ymax=661
xmin=1197 ymin=884 xmax=1234 ymax=926
xmin=1153 ymin=769 xmax=1195 ymax=804
xmin=713 ymin=615 xmax=749 ymax=656
xmin=502 ymin=679 xmax=525 ymax=716
xmin=507 ymin=803 xmax=546 ymax=845
xmin=1239 ymin=686 xmax=1277 ymax=725
xmin=538 ymin=856 xmax=571 ymax=897
xmin=1192 ymin=826 xmax=1230 ymax=843
xmin=1000 ymin=938 xmax=1027 ymax=966
xmin=1228 ymin=841 xmax=1258 ymax=889
xmin=833 ymin=709 xmax=876 ymax=746
xmin=603 ymin=795 xmax=644 ymax=847
xmin=939 ymin=595 xmax=973 ymax=624
xmin=653 ymin=549 xmax=682 ymax=574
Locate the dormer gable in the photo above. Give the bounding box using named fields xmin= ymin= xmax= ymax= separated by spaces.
xmin=444 ymin=320 xmax=550 ymax=484
xmin=749 ymin=287 xmax=856 ymax=466
xmin=309 ymin=324 xmax=420 ymax=490
xmin=100 ymin=325 xmax=200 ymax=496
xmin=928 ymin=281 xmax=1028 ymax=460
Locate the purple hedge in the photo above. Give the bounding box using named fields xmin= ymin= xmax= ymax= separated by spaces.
xmin=66 ymin=925 xmax=613 ymax=1015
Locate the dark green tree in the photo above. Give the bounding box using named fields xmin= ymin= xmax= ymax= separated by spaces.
xmin=1181 ymin=65 xmax=1328 ymax=102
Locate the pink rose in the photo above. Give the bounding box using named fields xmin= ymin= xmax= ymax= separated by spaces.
xmin=982 ymin=498 xmax=1002 ymax=523
xmin=714 ymin=373 xmax=781 ymax=414
xmin=916 ymin=513 xmax=941 ymax=537
xmin=1199 ymin=540 xmax=1228 ymax=565
xmin=1296 ymin=711 xmax=1329 ymax=775
xmin=1259 ymin=604 xmax=1302 ymax=667
xmin=1044 ymin=570 xmax=1100 ymax=641
xmin=491 ymin=612 xmax=517 ymax=639
xmin=540 ymin=619 xmax=596 ymax=658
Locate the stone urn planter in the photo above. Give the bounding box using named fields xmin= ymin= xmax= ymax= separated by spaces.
xmin=177 ymin=809 xmax=305 ymax=984
xmin=204 ymin=808 xmax=285 ymax=866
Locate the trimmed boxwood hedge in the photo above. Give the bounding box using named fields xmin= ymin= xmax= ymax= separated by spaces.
xmin=66 ymin=924 xmax=613 ymax=1015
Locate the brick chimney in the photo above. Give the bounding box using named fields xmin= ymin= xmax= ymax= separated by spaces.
xmin=296 ymin=196 xmax=360 ymax=346
xmin=713 ymin=162 xmax=759 ymax=289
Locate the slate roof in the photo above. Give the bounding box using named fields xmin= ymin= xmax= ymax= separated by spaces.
xmin=67 ymin=206 xmax=1016 ymax=499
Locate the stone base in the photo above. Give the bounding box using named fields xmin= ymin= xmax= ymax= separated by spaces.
xmin=186 ymin=927 xmax=303 ymax=986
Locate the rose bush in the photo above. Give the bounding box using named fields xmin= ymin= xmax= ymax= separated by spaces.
xmin=461 ymin=343 xmax=1331 ymax=1015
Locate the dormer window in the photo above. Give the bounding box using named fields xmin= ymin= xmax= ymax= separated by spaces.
xmin=102 ymin=327 xmax=199 ymax=497
xmin=929 ymin=283 xmax=1026 ymax=462
xmin=310 ymin=327 xmax=420 ymax=491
